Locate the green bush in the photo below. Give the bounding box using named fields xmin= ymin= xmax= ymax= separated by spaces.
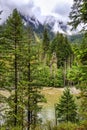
xmin=37 ymin=65 xmax=64 ymax=87
xmin=1 ymin=121 xmax=87 ymax=130
xmin=57 ymin=122 xmax=78 ymax=130
xmin=49 ymin=69 xmax=63 ymax=87
xmin=79 ymin=120 xmax=87 ymax=129
xmin=0 ymin=126 xmax=22 ymax=130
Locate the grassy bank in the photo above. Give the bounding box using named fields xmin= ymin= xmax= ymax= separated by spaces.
xmin=41 ymin=87 xmax=63 ymax=108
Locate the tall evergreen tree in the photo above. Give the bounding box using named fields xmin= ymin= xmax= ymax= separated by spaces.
xmin=0 ymin=20 xmax=5 ymax=88
xmin=55 ymin=87 xmax=78 ymax=123
xmin=51 ymin=33 xmax=72 ymax=68
xmin=3 ymin=8 xmax=24 ymax=127
xmin=69 ymin=0 xmax=87 ymax=121
xmin=42 ymin=28 xmax=50 ymax=53
xmin=67 ymin=35 xmax=87 ymax=120
xmin=0 ymin=9 xmax=45 ymax=129
xmin=78 ymin=36 xmax=87 ymax=119
xmin=23 ymin=27 xmax=45 ymax=130
xmin=42 ymin=28 xmax=50 ymax=63
xmin=50 ymin=33 xmax=72 ymax=86
xmin=0 ymin=11 xmax=8 ymax=125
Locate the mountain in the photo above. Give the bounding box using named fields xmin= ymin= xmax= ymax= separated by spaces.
xmin=44 ymin=15 xmax=68 ymax=33
xmin=21 ymin=14 xmax=44 ymax=34
xmin=21 ymin=13 xmax=83 ymax=43
xmin=21 ymin=14 xmax=70 ymax=36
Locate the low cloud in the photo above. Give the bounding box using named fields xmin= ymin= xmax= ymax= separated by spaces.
xmin=0 ymin=0 xmax=43 ymax=24
xmin=53 ymin=3 xmax=71 ymax=16
xmin=0 ymin=0 xmax=73 ymax=24
xmin=52 ymin=1 xmax=73 ymax=23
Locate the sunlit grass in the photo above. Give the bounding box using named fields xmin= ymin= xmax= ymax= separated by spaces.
xmin=41 ymin=87 xmax=64 ymax=108
xmin=41 ymin=87 xmax=80 ymax=109
xmin=0 ymin=90 xmax=10 ymax=98
xmin=0 ymin=87 xmax=80 ymax=108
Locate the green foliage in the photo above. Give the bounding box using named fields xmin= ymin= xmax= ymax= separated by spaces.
xmin=57 ymin=122 xmax=78 ymax=130
xmin=49 ymin=69 xmax=64 ymax=87
xmin=37 ymin=65 xmax=63 ymax=87
xmin=20 ymin=26 xmax=46 ymax=129
xmin=37 ymin=65 xmax=51 ymax=86
xmin=79 ymin=120 xmax=87 ymax=129
xmin=0 ymin=126 xmax=22 ymax=130
xmin=1 ymin=4 xmax=87 ymax=129
xmin=67 ymin=34 xmax=87 ymax=121
xmin=80 ymin=33 xmax=87 ymax=65
xmin=67 ymin=65 xmax=81 ymax=84
xmin=51 ymin=33 xmax=72 ymax=68
xmin=69 ymin=0 xmax=87 ymax=30
xmin=55 ymin=87 xmax=78 ymax=123
xmin=0 ymin=8 xmax=25 ymax=127
xmin=0 ymin=9 xmax=45 ymax=129
xmin=1 ymin=121 xmax=87 ymax=130
xmin=68 ymin=33 xmax=84 ymax=44
xmin=42 ymin=28 xmax=50 ymax=53
xmin=42 ymin=28 xmax=50 ymax=64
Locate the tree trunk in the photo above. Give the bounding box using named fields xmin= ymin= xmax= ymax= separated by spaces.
xmin=63 ymin=60 xmax=67 ymax=87
xmin=27 ymin=61 xmax=31 ymax=130
xmin=14 ymin=41 xmax=18 ymax=126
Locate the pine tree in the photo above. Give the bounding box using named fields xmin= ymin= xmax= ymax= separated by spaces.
xmin=0 ymin=22 xmax=5 ymax=88
xmin=3 ymin=8 xmax=24 ymax=127
xmin=69 ymin=0 xmax=87 ymax=30
xmin=50 ymin=33 xmax=72 ymax=86
xmin=55 ymin=87 xmax=78 ymax=123
xmin=67 ymin=35 xmax=87 ymax=120
xmin=69 ymin=0 xmax=87 ymax=92
xmin=22 ymin=27 xmax=45 ymax=130
xmin=0 ymin=11 xmax=6 ymax=88
xmin=51 ymin=33 xmax=72 ymax=68
xmin=42 ymin=28 xmax=50 ymax=64
xmin=0 ymin=11 xmax=7 ymax=125
xmin=42 ymin=28 xmax=50 ymax=53
xmin=78 ymin=37 xmax=87 ymax=119
xmin=1 ymin=9 xmax=45 ymax=129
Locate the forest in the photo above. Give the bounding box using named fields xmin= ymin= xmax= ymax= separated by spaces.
xmin=0 ymin=0 xmax=87 ymax=130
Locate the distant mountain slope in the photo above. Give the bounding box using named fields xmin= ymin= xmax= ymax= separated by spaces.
xmin=68 ymin=33 xmax=84 ymax=43
xmin=21 ymin=14 xmax=69 ymax=36
xmin=21 ymin=13 xmax=83 ymax=42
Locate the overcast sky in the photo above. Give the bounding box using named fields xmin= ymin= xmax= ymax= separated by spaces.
xmin=0 ymin=0 xmax=73 ymax=24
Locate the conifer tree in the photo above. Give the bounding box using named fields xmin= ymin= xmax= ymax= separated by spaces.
xmin=51 ymin=33 xmax=72 ymax=68
xmin=23 ymin=27 xmax=45 ymax=130
xmin=42 ymin=28 xmax=50 ymax=63
xmin=67 ymin=35 xmax=87 ymax=120
xmin=0 ymin=22 xmax=5 ymax=88
xmin=78 ymin=36 xmax=87 ymax=119
xmin=55 ymin=87 xmax=78 ymax=123
xmin=0 ymin=11 xmax=7 ymax=125
xmin=69 ymin=0 xmax=87 ymax=120
xmin=1 ymin=9 xmax=45 ymax=129
xmin=50 ymin=33 xmax=72 ymax=86
xmin=42 ymin=28 xmax=50 ymax=53
xmin=3 ymin=8 xmax=24 ymax=127
xmin=69 ymin=0 xmax=87 ymax=30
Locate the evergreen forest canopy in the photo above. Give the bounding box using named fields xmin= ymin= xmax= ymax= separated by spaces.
xmin=0 ymin=2 xmax=87 ymax=129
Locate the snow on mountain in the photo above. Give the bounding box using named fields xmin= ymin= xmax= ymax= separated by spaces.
xmin=21 ymin=14 xmax=70 ymax=35
xmin=53 ymin=22 xmax=65 ymax=34
xmin=44 ymin=15 xmax=69 ymax=34
xmin=28 ymin=16 xmax=40 ymax=28
xmin=21 ymin=14 xmax=40 ymax=28
xmin=44 ymin=15 xmax=57 ymax=27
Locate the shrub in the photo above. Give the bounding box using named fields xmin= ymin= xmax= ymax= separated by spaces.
xmin=57 ymin=122 xmax=78 ymax=130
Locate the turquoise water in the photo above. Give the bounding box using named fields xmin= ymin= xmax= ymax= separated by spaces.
xmin=38 ymin=107 xmax=56 ymax=124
